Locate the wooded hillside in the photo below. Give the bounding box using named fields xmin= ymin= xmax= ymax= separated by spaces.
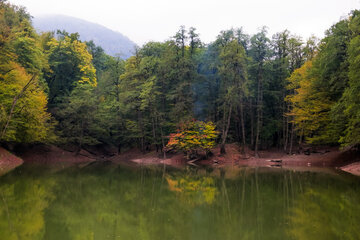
xmin=1 ymin=1 xmax=360 ymax=155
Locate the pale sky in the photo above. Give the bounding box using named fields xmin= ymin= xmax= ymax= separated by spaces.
xmin=8 ymin=0 xmax=360 ymax=45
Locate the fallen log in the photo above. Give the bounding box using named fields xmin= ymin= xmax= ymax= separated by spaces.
xmin=266 ymin=159 xmax=283 ymax=163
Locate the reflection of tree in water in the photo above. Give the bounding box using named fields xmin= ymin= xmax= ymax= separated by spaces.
xmin=0 ymin=165 xmax=360 ymax=240
xmin=288 ymin=185 xmax=360 ymax=240
xmin=41 ymin=165 xmax=191 ymax=240
xmin=166 ymin=174 xmax=218 ymax=205
xmin=0 ymin=169 xmax=55 ymax=240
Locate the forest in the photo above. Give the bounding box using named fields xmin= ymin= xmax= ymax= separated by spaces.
xmin=1 ymin=1 xmax=360 ymax=157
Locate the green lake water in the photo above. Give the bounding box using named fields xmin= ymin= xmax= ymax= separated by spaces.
xmin=0 ymin=162 xmax=360 ymax=240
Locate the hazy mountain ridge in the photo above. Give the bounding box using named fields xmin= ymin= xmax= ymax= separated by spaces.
xmin=33 ymin=15 xmax=136 ymax=59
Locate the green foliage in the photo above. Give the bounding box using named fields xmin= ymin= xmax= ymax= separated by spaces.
xmin=338 ymin=10 xmax=360 ymax=148
xmin=39 ymin=31 xmax=98 ymax=147
xmin=0 ymin=2 xmax=54 ymax=143
xmin=285 ymin=10 xmax=360 ymax=148
xmin=219 ymin=39 xmax=248 ymax=104
xmin=2 ymin=1 xmax=360 ymax=152
xmin=57 ymin=83 xmax=99 ymax=147
xmin=45 ymin=32 xmax=97 ymax=106
xmin=91 ymin=56 xmax=125 ymax=148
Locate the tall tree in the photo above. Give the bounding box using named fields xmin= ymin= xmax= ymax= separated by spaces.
xmin=337 ymin=10 xmax=360 ymax=148
xmin=218 ymin=39 xmax=248 ymax=154
xmin=0 ymin=1 xmax=53 ymax=143
xmin=45 ymin=31 xmax=96 ymax=108
xmin=249 ymin=27 xmax=270 ymax=157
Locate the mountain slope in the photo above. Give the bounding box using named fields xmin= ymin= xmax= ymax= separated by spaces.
xmin=33 ymin=15 xmax=136 ymax=59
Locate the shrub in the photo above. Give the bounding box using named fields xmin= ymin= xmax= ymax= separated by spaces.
xmin=166 ymin=120 xmax=218 ymax=159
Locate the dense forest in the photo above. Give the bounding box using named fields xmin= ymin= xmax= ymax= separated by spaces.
xmin=1 ymin=1 xmax=360 ymax=157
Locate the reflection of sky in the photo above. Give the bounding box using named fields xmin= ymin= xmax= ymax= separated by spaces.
xmin=9 ymin=0 xmax=360 ymax=45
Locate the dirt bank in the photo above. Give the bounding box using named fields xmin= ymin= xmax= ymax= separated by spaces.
xmin=1 ymin=143 xmax=359 ymax=176
xmin=0 ymin=147 xmax=23 ymax=175
xmin=16 ymin=144 xmax=96 ymax=165
xmin=110 ymin=143 xmax=360 ymax=175
xmin=0 ymin=144 xmax=97 ymax=175
xmin=201 ymin=144 xmax=359 ymax=168
xmin=341 ymin=162 xmax=360 ymax=176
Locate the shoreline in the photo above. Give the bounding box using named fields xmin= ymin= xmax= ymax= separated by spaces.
xmin=0 ymin=147 xmax=23 ymax=175
xmin=1 ymin=144 xmax=359 ymax=176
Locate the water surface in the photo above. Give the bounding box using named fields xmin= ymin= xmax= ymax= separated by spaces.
xmin=0 ymin=163 xmax=359 ymax=240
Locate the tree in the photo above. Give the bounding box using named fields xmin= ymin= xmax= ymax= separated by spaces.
xmin=0 ymin=1 xmax=54 ymax=143
xmin=43 ymin=32 xmax=97 ymax=146
xmin=45 ymin=32 xmax=97 ymax=108
xmin=218 ymin=38 xmax=248 ymax=154
xmin=57 ymin=83 xmax=99 ymax=149
xmin=286 ymin=60 xmax=332 ymax=146
xmin=94 ymin=55 xmax=125 ymax=153
xmin=337 ymin=10 xmax=360 ymax=148
xmin=285 ymin=11 xmax=354 ymax=148
xmin=166 ymin=120 xmax=217 ymax=159
xmin=249 ymin=27 xmax=270 ymax=157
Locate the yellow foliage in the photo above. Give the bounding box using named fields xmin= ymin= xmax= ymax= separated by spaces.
xmin=286 ymin=60 xmax=332 ymax=143
xmin=0 ymin=61 xmax=53 ymax=142
xmin=47 ymin=36 xmax=97 ymax=87
xmin=166 ymin=175 xmax=218 ymax=206
xmin=166 ymin=120 xmax=218 ymax=156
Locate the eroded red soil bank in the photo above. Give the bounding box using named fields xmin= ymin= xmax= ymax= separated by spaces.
xmin=1 ymin=144 xmax=359 ymax=176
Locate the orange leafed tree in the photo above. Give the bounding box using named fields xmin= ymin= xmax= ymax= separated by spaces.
xmin=166 ymin=120 xmax=218 ymax=159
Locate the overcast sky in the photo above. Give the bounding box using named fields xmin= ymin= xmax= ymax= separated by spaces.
xmin=8 ymin=0 xmax=360 ymax=45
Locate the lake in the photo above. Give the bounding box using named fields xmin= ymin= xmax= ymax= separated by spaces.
xmin=0 ymin=162 xmax=359 ymax=240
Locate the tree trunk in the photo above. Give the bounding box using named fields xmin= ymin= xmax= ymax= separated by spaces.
xmin=283 ymin=104 xmax=290 ymax=152
xmin=115 ymin=70 xmax=122 ymax=155
xmin=298 ymin=126 xmax=304 ymax=153
xmin=250 ymin=99 xmax=254 ymax=147
xmin=289 ymin=122 xmax=295 ymax=155
xmin=240 ymin=98 xmax=246 ymax=155
xmin=255 ymin=67 xmax=263 ymax=158
xmin=157 ymin=116 xmax=167 ymax=159
xmin=138 ymin=111 xmax=145 ymax=153
xmin=159 ymin=125 xmax=166 ymax=159
xmin=78 ymin=119 xmax=84 ymax=153
xmin=282 ymin=97 xmax=286 ymax=149
xmin=299 ymin=127 xmax=304 ymax=145
xmin=117 ymin=144 xmax=121 ymax=155
xmin=220 ymin=103 xmax=233 ymax=154
xmin=151 ymin=115 xmax=157 ymax=151
xmin=235 ymin=115 xmax=240 ymax=143
xmin=0 ymin=75 xmax=36 ymax=141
